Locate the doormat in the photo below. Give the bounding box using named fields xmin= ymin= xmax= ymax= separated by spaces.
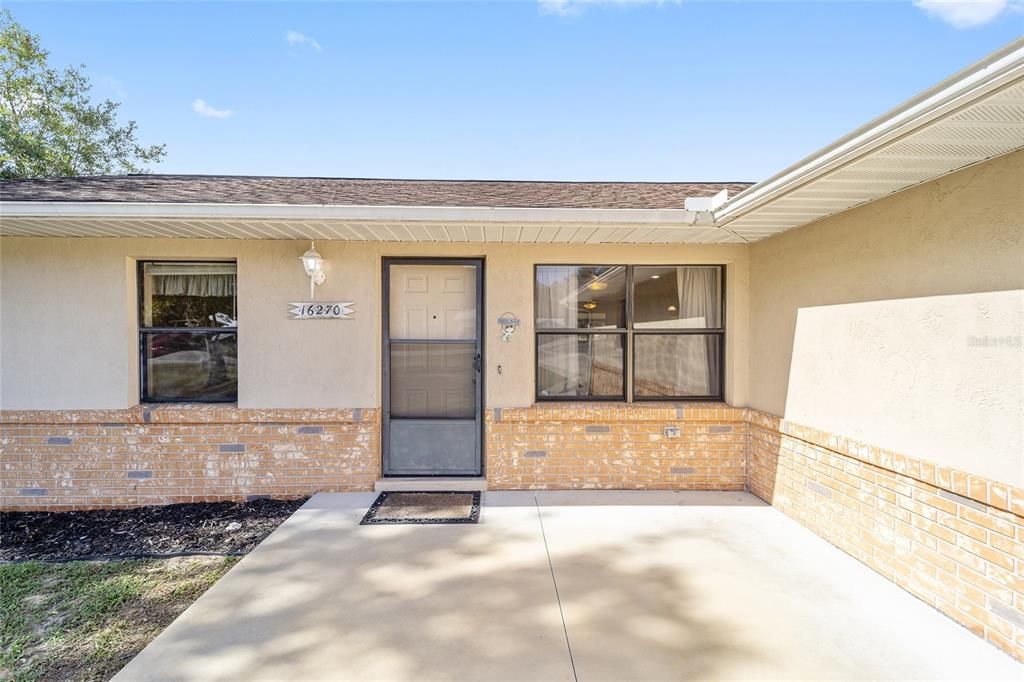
xmin=360 ymin=491 xmax=481 ymax=525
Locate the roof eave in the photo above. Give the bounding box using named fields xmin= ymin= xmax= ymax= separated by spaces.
xmin=0 ymin=201 xmax=717 ymax=227
xmin=714 ymin=37 xmax=1024 ymax=225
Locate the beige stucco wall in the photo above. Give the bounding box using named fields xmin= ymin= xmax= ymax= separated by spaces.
xmin=748 ymin=149 xmax=1024 ymax=486
xmin=0 ymin=238 xmax=749 ymax=410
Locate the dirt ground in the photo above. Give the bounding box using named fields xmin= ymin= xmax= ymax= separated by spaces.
xmin=1 ymin=498 xmax=307 ymax=561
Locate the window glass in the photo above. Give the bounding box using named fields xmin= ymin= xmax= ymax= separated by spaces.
xmin=537 ymin=334 xmax=624 ymax=398
xmin=142 ymin=331 xmax=237 ymax=401
xmin=634 ymin=334 xmax=721 ymax=398
xmin=535 ymin=266 xmax=626 ymax=329
xmin=633 ymin=266 xmax=722 ymax=329
xmin=142 ymin=262 xmax=237 ymax=328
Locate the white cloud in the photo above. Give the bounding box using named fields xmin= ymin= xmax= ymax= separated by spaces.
xmin=286 ymin=29 xmax=322 ymax=51
xmin=539 ymin=0 xmax=678 ymax=17
xmin=192 ymin=99 xmax=234 ymax=119
xmin=913 ymin=0 xmax=1022 ymax=28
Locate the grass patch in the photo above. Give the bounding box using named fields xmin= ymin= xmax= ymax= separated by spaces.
xmin=0 ymin=556 xmax=238 ymax=682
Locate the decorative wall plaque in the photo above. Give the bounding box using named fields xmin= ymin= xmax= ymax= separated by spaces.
xmin=498 ymin=313 xmax=520 ymax=342
xmin=289 ymin=302 xmax=355 ymax=319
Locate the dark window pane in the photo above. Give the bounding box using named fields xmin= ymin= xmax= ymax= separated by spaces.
xmin=142 ymin=262 xmax=237 ymax=328
xmin=537 ymin=334 xmax=624 ymax=398
xmin=633 ymin=266 xmax=722 ymax=329
xmin=391 ymin=343 xmax=476 ymax=418
xmin=634 ymin=334 xmax=721 ymax=398
xmin=536 ymin=266 xmax=626 ymax=329
xmin=143 ymin=332 xmax=237 ymax=401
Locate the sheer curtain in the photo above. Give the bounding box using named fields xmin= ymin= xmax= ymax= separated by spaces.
xmin=676 ymin=267 xmax=720 ymax=328
xmin=536 ymin=268 xmax=580 ymax=395
xmin=149 ymin=263 xmax=236 ymax=297
xmin=143 ymin=262 xmax=237 ymax=328
xmin=671 ymin=267 xmax=720 ymax=395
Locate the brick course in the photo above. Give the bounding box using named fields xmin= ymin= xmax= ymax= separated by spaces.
xmin=0 ymin=405 xmax=379 ymax=510
xmin=747 ymin=410 xmax=1024 ymax=662
xmin=486 ymin=403 xmax=747 ymax=491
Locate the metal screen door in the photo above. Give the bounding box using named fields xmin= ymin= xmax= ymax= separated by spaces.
xmin=383 ymin=259 xmax=483 ymax=476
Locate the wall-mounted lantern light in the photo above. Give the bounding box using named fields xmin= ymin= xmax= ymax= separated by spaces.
xmin=300 ymin=241 xmax=326 ymax=298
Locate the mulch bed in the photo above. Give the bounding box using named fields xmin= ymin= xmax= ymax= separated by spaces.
xmin=0 ymin=497 xmax=308 ymax=562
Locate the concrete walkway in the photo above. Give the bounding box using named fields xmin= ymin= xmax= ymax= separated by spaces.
xmin=116 ymin=491 xmax=1023 ymax=681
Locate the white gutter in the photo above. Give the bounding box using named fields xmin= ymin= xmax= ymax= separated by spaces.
xmin=713 ymin=37 xmax=1024 ymax=224
xmin=0 ymin=201 xmax=717 ymax=227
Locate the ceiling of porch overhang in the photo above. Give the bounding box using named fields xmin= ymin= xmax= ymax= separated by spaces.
xmin=1 ymin=40 xmax=1022 ymax=245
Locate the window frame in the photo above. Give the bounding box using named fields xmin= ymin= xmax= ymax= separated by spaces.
xmin=533 ymin=264 xmax=725 ymax=403
xmin=137 ymin=260 xmax=239 ymax=404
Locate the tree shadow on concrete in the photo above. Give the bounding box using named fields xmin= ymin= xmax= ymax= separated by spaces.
xmin=114 ymin=495 xmax=760 ymax=681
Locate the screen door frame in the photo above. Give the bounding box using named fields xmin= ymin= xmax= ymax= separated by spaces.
xmin=382 ymin=257 xmax=484 ymax=477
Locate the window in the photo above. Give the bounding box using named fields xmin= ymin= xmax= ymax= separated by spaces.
xmin=138 ymin=261 xmax=238 ymax=403
xmin=535 ymin=266 xmax=627 ymax=399
xmin=535 ymin=265 xmax=724 ymax=401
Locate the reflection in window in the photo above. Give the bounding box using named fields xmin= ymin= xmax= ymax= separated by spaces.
xmin=633 ymin=266 xmax=722 ymax=329
xmin=535 ymin=266 xmax=626 ymax=330
xmin=142 ymin=262 xmax=237 ymax=328
xmin=143 ymin=332 xmax=237 ymax=402
xmin=634 ymin=335 xmax=721 ymax=397
xmin=537 ymin=334 xmax=624 ymax=399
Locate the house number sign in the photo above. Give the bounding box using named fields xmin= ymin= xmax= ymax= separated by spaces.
xmin=288 ymin=302 xmax=355 ymax=319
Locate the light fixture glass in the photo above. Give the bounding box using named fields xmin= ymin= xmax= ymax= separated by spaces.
xmin=587 ymin=278 xmax=608 ymax=291
xmin=301 ymin=245 xmax=323 ymax=278
xmin=582 ymin=300 xmax=598 ymax=310
xmin=650 ymin=274 xmax=660 ymax=279
xmin=667 ymin=304 xmax=678 ymax=312
xmin=300 ymin=240 xmax=325 ymax=298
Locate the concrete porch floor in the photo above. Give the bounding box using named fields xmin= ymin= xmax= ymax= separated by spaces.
xmin=116 ymin=491 xmax=1023 ymax=681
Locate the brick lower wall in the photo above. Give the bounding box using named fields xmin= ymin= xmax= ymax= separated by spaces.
xmin=0 ymin=405 xmax=379 ymax=510
xmin=486 ymin=403 xmax=747 ymax=490
xmin=747 ymin=409 xmax=1024 ymax=661
xmin=2 ymin=401 xmax=1022 ymax=660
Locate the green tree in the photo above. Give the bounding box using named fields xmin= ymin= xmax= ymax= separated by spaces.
xmin=0 ymin=9 xmax=165 ymax=179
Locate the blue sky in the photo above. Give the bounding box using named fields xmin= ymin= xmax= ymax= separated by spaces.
xmin=9 ymin=1 xmax=1022 ymax=181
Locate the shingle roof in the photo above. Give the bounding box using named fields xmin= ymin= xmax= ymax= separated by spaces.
xmin=0 ymin=175 xmax=754 ymax=210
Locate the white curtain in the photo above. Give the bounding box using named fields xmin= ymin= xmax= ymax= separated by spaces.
xmin=676 ymin=267 xmax=720 ymax=329
xmin=536 ymin=267 xmax=580 ymax=395
xmin=152 ymin=274 xmax=235 ymax=297
xmin=672 ymin=267 xmax=720 ymax=394
xmin=148 ymin=263 xmax=236 ymax=297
